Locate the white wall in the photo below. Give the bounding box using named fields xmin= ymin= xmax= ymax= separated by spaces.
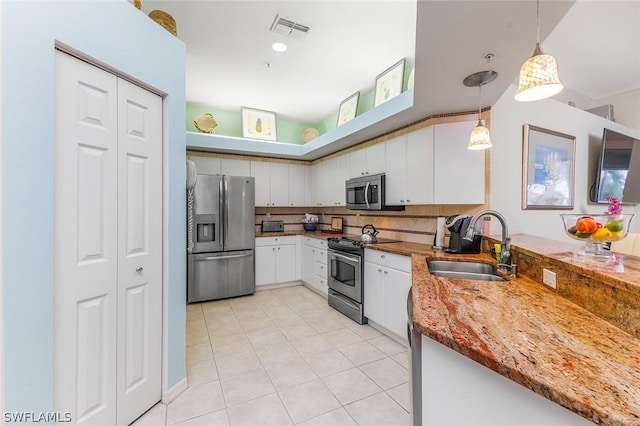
xmin=597 ymin=88 xmax=640 ymax=132
xmin=2 ymin=0 xmax=186 ymax=416
xmin=0 ymin=0 xmax=4 ymax=419
xmin=489 ymin=84 xmax=640 ymax=242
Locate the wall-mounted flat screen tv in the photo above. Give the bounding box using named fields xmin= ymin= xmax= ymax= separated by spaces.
xmin=594 ymin=128 xmax=638 ymax=203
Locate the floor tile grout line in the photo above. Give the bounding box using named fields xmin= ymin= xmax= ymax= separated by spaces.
xmin=180 ymin=287 xmax=410 ymax=425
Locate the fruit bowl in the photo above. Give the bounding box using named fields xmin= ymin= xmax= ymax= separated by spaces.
xmin=560 ymin=213 xmax=634 ymax=258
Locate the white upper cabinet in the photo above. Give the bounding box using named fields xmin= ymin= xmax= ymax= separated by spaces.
xmin=221 ymin=158 xmax=251 ymax=176
xmin=313 ymin=156 xmax=350 ymax=207
xmin=385 ymin=127 xmax=433 ymax=205
xmin=250 ymin=161 xmax=289 ymax=207
xmin=384 ymin=121 xmax=483 ymax=206
xmin=270 ymin=163 xmax=289 ymax=206
xmin=185 ymin=155 xmax=251 ymax=178
xmin=289 ymin=164 xmax=311 ymax=207
xmin=334 ymin=155 xmax=350 ymax=206
xmin=433 ymin=121 xmax=484 ymax=204
xmin=251 ymin=161 xmax=271 ymax=206
xmin=406 ymin=127 xmax=435 ymax=204
xmin=349 ymin=143 xmax=386 ymax=178
xmin=188 ymin=155 xmax=221 ymax=175
xmin=385 ymin=135 xmax=408 ymax=205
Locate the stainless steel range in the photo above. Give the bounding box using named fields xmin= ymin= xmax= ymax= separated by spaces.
xmin=327 ymin=237 xmax=367 ymax=324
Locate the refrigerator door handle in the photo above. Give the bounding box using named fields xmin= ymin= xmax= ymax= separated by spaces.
xmin=196 ymin=253 xmax=253 ymax=261
xmin=224 ymin=177 xmax=229 ymax=248
xmin=219 ymin=177 xmax=225 ymax=249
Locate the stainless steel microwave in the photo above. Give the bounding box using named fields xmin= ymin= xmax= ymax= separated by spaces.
xmin=345 ymin=173 xmax=404 ymax=211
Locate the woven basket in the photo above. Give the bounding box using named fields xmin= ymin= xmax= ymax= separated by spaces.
xmin=148 ymin=10 xmax=177 ymax=36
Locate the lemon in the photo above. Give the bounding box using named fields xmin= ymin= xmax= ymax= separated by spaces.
xmin=610 ymin=231 xmax=624 ymax=240
xmin=591 ymin=228 xmax=613 ymax=240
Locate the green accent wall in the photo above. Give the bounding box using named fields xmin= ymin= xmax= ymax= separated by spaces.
xmin=187 ymin=64 xmax=414 ymax=145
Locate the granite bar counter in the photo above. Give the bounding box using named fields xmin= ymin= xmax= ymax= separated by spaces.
xmin=364 ymin=236 xmax=640 ymax=426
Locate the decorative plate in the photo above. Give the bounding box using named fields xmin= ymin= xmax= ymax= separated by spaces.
xmin=301 ymin=127 xmax=319 ymax=143
xmin=194 ymin=113 xmax=218 ymax=134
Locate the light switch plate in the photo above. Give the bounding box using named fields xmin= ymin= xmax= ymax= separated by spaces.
xmin=543 ymin=268 xmax=557 ymax=289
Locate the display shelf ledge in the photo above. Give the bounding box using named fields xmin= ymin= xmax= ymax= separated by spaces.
xmin=186 ymin=89 xmax=414 ymax=160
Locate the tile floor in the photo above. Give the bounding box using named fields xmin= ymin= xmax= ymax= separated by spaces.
xmin=133 ymin=285 xmax=411 ymax=425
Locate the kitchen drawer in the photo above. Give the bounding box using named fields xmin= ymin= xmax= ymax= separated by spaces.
xmin=302 ymin=236 xmax=327 ymax=250
xmin=364 ymin=249 xmax=410 ymax=272
xmin=314 ymin=260 xmax=327 ymax=277
xmin=314 ymin=274 xmax=328 ymax=294
xmin=314 ymin=248 xmax=327 ymax=264
xmin=256 ymin=236 xmax=296 ymax=247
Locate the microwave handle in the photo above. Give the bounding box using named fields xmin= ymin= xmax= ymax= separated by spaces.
xmin=365 ymin=181 xmax=371 ymax=209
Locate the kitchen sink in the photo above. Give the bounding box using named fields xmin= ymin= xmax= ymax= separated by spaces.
xmin=427 ymin=260 xmax=506 ymax=282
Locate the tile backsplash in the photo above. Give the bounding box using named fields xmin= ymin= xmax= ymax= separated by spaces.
xmin=255 ymin=205 xmax=487 ymax=245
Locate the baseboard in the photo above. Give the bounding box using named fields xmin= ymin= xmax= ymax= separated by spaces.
xmin=367 ymin=320 xmax=409 ymax=346
xmin=162 ymin=377 xmax=188 ymax=404
xmin=301 ymin=282 xmax=328 ymax=298
xmin=255 ymin=281 xmax=302 ymax=291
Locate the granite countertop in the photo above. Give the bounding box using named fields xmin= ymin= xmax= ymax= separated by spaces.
xmin=365 ymin=238 xmax=640 ymax=426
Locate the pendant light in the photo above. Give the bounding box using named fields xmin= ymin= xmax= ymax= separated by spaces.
xmin=463 ymin=70 xmax=497 ymax=150
xmin=515 ymin=0 xmax=563 ymax=101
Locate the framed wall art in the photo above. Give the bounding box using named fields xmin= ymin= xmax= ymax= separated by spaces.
xmin=241 ymin=107 xmax=277 ymax=141
xmin=337 ymin=91 xmax=360 ymax=126
xmin=522 ymin=124 xmax=576 ymax=210
xmin=374 ymin=58 xmax=405 ymax=107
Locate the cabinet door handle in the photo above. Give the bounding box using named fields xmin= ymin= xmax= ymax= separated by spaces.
xmin=381 ymin=254 xmax=386 ymax=259
xmin=277 ymin=247 xmax=281 ymax=250
xmin=136 ymin=267 xmax=143 ymax=273
xmin=378 ymin=268 xmax=383 ymax=273
xmin=384 ymin=270 xmax=388 ymax=275
xmin=400 ymin=199 xmax=405 ymax=203
xmin=407 ymin=199 xmax=411 ymax=202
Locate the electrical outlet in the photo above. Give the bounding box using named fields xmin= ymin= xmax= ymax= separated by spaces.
xmin=543 ymin=268 xmax=557 ymax=289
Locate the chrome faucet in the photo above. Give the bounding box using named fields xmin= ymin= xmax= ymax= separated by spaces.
xmin=463 ymin=209 xmax=513 ymax=269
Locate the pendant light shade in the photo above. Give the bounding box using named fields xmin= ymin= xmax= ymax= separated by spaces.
xmin=468 ymin=120 xmax=492 ymax=150
xmin=463 ymin=70 xmax=497 ymax=151
xmin=515 ymin=1 xmax=563 ymax=102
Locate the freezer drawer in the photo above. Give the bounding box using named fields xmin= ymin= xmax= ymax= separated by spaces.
xmin=188 ymin=250 xmax=255 ymax=302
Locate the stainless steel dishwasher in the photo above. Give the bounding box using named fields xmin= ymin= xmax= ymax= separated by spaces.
xmin=407 ymin=288 xmax=422 ymax=426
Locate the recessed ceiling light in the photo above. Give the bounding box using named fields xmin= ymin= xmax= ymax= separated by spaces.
xmin=272 ymin=42 xmax=287 ymax=52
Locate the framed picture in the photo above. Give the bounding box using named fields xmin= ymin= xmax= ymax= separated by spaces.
xmin=522 ymin=124 xmax=576 ymax=210
xmin=374 ymin=58 xmax=405 ymax=107
xmin=241 ymin=107 xmax=277 ymax=141
xmin=337 ymin=91 xmax=359 ymax=126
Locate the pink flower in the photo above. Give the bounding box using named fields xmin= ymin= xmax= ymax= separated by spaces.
xmin=606 ymin=196 xmax=622 ymax=215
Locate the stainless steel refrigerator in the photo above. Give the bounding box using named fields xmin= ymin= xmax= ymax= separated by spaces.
xmin=187 ymin=174 xmax=255 ymax=302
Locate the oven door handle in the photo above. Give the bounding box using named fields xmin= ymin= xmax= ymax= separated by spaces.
xmin=364 ymin=181 xmax=371 ymax=209
xmin=329 ymin=251 xmax=361 ymax=265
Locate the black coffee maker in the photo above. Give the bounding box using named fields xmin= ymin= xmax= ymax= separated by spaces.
xmin=444 ymin=214 xmax=482 ymax=254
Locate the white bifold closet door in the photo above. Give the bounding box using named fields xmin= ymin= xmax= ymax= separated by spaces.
xmin=54 ymin=50 xmax=162 ymax=426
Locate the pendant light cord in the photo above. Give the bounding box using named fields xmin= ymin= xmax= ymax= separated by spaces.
xmin=536 ymin=0 xmax=540 ymax=44
xmin=478 ymin=83 xmax=482 ymax=122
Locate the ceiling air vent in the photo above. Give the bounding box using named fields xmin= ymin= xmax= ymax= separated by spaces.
xmin=270 ymin=14 xmax=310 ymax=40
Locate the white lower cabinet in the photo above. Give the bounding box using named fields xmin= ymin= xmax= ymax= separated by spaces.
xmin=364 ymin=249 xmax=411 ymax=342
xmin=255 ymin=236 xmax=297 ymax=287
xmin=420 ymin=335 xmax=592 ymax=425
xmin=300 ymin=236 xmax=328 ymax=296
